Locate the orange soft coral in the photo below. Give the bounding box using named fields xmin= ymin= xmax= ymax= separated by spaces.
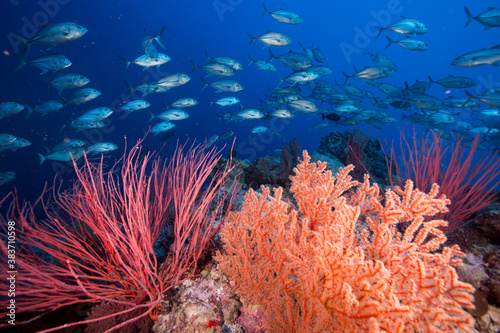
xmin=216 ymin=150 xmax=475 ymax=333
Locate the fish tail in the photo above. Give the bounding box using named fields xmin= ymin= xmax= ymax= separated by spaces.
xmin=247 ymin=33 xmax=256 ymax=46
xmin=463 ymin=90 xmax=475 ymax=107
xmin=267 ymin=48 xmax=275 ymax=63
xmin=148 ymin=111 xmax=155 ymax=123
xmin=262 ymin=3 xmax=269 ymax=17
xmin=24 ymin=104 xmax=32 ymax=119
xmin=204 ymin=49 xmax=211 ymax=63
xmin=248 ymin=54 xmax=254 ymax=66
xmin=118 ymin=55 xmax=130 ymax=71
xmin=321 ymin=113 xmax=325 ymax=120
xmin=12 ymin=34 xmax=30 ymax=56
xmin=190 ymin=58 xmax=198 ymax=74
xmin=385 ymin=36 xmax=394 ymax=49
xmin=427 ymin=75 xmax=435 ymax=87
xmin=13 ymin=52 xmax=27 ymax=71
xmin=341 ymin=71 xmax=351 ymax=85
xmin=374 ymin=26 xmax=384 ymax=40
xmin=464 ymin=7 xmax=474 ymax=28
xmin=208 ymin=97 xmax=214 ymax=107
xmin=275 ymin=73 xmax=283 ymax=86
xmin=38 ymin=153 xmax=46 ymax=165
xmin=200 ymin=77 xmax=209 ymax=90
xmin=124 ymin=80 xmax=134 ymax=95
xmin=155 ymin=25 xmax=166 ymax=49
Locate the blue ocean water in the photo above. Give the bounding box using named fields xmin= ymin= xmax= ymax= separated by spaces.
xmin=0 ymin=0 xmax=498 ymax=204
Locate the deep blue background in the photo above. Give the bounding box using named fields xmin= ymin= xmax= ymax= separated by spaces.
xmin=0 ymin=0 xmax=498 ymax=204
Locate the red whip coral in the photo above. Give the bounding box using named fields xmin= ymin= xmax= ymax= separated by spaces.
xmin=216 ymin=150 xmax=475 ymax=332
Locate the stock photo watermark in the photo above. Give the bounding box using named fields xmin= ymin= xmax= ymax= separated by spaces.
xmin=4 ymin=220 xmax=17 ymax=326
xmin=7 ymin=0 xmax=71 ymax=54
xmin=213 ymin=0 xmax=243 ymax=22
xmin=339 ymin=0 xmax=403 ymax=63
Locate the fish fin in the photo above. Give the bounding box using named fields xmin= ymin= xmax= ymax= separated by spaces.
xmin=385 ymin=36 xmax=394 ymax=49
xmin=124 ymin=80 xmax=134 ymax=95
xmin=200 ymin=77 xmax=209 ymax=90
xmin=24 ymin=104 xmax=32 ymax=119
xmin=38 ymin=153 xmax=46 ymax=165
xmin=118 ymin=55 xmax=130 ymax=71
xmin=248 ymin=54 xmax=254 ymax=65
xmin=374 ymin=26 xmax=384 ymax=40
xmin=247 ymin=33 xmax=256 ymax=46
xmin=11 ymin=34 xmax=31 ymax=56
xmin=155 ymin=25 xmax=166 ymax=49
xmin=13 ymin=53 xmax=27 ymax=71
xmin=204 ymin=49 xmax=212 ymax=63
xmin=189 ymin=58 xmax=198 ymax=73
xmin=148 ymin=111 xmax=155 ymax=123
xmin=266 ymin=48 xmax=276 ymax=63
xmin=427 ymin=75 xmax=435 ymax=86
xmin=262 ymin=3 xmax=269 ymax=17
xmin=275 ymin=73 xmax=283 ymax=86
xmin=464 ymin=7 xmax=474 ymax=28
xmin=341 ymin=72 xmax=351 ymax=85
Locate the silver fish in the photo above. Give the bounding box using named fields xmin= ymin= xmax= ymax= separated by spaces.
xmin=119 ymin=53 xmax=171 ymax=71
xmin=153 ymin=110 xmax=190 ymax=122
xmin=74 ymin=107 xmax=113 ymax=123
xmin=120 ymin=100 xmax=151 ymax=113
xmin=38 ymin=147 xmax=85 ymax=165
xmin=0 ymin=102 xmax=29 ymax=119
xmin=16 ymin=54 xmax=71 ymax=75
xmin=248 ymin=55 xmax=277 ymax=72
xmin=288 ymin=100 xmax=318 ymax=113
xmin=385 ymin=36 xmax=427 ymax=51
xmin=48 ymin=73 xmax=90 ymax=95
xmin=201 ymin=78 xmax=243 ymax=92
xmin=428 ymin=75 xmax=476 ymax=88
xmin=51 ymin=139 xmax=85 ymax=151
xmin=170 ymin=98 xmax=198 ymax=109
xmin=64 ymin=88 xmax=101 ymax=106
xmin=142 ymin=26 xmax=166 ymax=56
xmin=0 ymin=171 xmax=16 ymax=185
xmin=452 ymin=45 xmax=500 ymax=67
xmin=190 ymin=59 xmax=235 ymax=77
xmin=375 ymin=17 xmax=428 ymax=39
xmin=155 ymin=73 xmax=191 ymax=88
xmin=465 ymin=7 xmax=500 ymax=29
xmin=0 ymin=134 xmax=16 ymax=147
xmin=150 ymin=122 xmax=175 ymax=136
xmin=247 ymin=31 xmax=292 ymax=47
xmin=262 ymin=3 xmax=302 ymax=24
xmin=252 ymin=126 xmax=269 ymax=133
xmin=268 ymin=49 xmax=311 ymax=69
xmin=14 ymin=22 xmax=87 ymax=54
xmin=87 ymin=143 xmax=118 ymax=155
xmin=208 ymin=97 xmax=240 ymax=107
xmin=34 ymin=100 xmax=64 ymax=115
xmin=204 ymin=51 xmax=243 ymax=70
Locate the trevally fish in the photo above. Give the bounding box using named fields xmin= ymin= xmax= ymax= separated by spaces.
xmin=342 ymin=65 xmax=396 ymax=83
xmin=87 ymin=143 xmax=118 ymax=155
xmin=247 ymin=31 xmax=292 ymax=47
xmin=34 ymin=100 xmax=64 ymax=115
xmin=51 ymin=139 xmax=85 ymax=151
xmin=208 ymin=97 xmax=240 ymax=107
xmin=120 ymin=100 xmax=151 ymax=113
xmin=262 ymin=3 xmax=302 ymax=24
xmin=375 ymin=17 xmax=428 ymax=39
xmin=248 ymin=55 xmax=277 ymax=72
xmin=154 ymin=73 xmax=191 ymax=88
xmin=465 ymin=7 xmax=500 ymax=29
xmin=47 ymin=73 xmax=90 ymax=95
xmin=0 ymin=102 xmax=30 ymax=119
xmin=74 ymin=107 xmax=113 ymax=123
xmin=204 ymin=51 xmax=243 ymax=70
xmin=279 ymin=70 xmax=320 ymax=86
xmin=428 ymin=75 xmax=476 ymax=88
xmin=0 ymin=138 xmax=31 ymax=152
xmin=70 ymin=120 xmax=105 ymax=131
xmin=152 ymin=110 xmax=190 ymax=122
xmin=309 ymin=122 xmax=329 ymax=129
xmin=0 ymin=171 xmax=15 ymax=185
xmin=142 ymin=26 xmax=166 ymax=57
xmin=385 ymin=36 xmax=427 ymax=51
xmin=38 ymin=147 xmax=85 ymax=165
xmin=201 ymin=78 xmax=243 ymax=92
xmin=125 ymin=81 xmax=169 ymax=96
xmin=16 ymin=54 xmax=71 ymax=75
xmin=190 ymin=59 xmax=235 ymax=77
xmin=219 ymin=130 xmax=234 ymax=141
xmin=150 ymin=122 xmax=175 ymax=136
xmin=252 ymin=126 xmax=269 ymax=133
xmin=230 ymin=108 xmax=265 ymax=120
xmin=0 ymin=134 xmax=16 ymax=147
xmin=451 ymin=45 xmax=500 ymax=67
xmin=466 ymin=89 xmax=500 ymax=108
xmin=288 ymin=100 xmax=319 ymax=113
xmin=170 ymin=98 xmax=198 ymax=109
xmin=13 ymin=22 xmax=87 ymax=54
xmin=64 ymin=88 xmax=101 ymax=107
xmin=271 ymin=109 xmax=294 ymax=118
xmin=268 ymin=49 xmax=311 ymax=69
xmin=119 ymin=53 xmax=171 ymax=71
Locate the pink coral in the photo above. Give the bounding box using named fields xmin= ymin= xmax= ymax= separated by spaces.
xmin=216 ymin=150 xmax=475 ymax=332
